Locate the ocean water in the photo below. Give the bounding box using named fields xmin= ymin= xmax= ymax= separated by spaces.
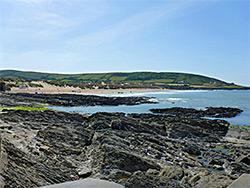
xmin=48 ymin=90 xmax=250 ymax=126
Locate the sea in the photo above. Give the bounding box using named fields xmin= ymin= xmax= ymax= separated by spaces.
xmin=48 ymin=90 xmax=250 ymax=126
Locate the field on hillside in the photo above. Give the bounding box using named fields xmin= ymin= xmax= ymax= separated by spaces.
xmin=0 ymin=70 xmax=248 ymax=90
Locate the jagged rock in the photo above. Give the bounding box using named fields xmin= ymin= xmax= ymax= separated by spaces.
xmin=89 ymin=112 xmax=167 ymax=136
xmin=111 ymin=120 xmax=123 ymax=130
xmin=150 ymin=107 xmax=243 ymax=118
xmin=213 ymin=164 xmax=224 ymax=171
xmin=89 ymin=133 xmax=161 ymax=173
xmin=186 ymin=171 xmax=233 ymax=188
xmin=101 ymin=169 xmax=132 ymax=181
xmin=223 ymin=161 xmax=250 ymax=175
xmin=159 ymin=166 xmax=184 ymax=180
xmin=0 ymin=175 xmax=5 ymax=188
xmin=182 ymin=143 xmax=201 ymax=156
xmin=0 ymin=108 xmax=249 ymax=188
xmin=1 ymin=139 xmax=78 ymax=188
xmin=0 ymin=93 xmax=157 ymax=107
xmin=236 ymin=154 xmax=250 ymax=165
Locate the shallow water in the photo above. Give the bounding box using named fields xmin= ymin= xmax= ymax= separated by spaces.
xmin=48 ymin=90 xmax=250 ymax=126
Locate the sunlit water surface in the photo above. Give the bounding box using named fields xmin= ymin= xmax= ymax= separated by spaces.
xmin=47 ymin=90 xmax=250 ymax=126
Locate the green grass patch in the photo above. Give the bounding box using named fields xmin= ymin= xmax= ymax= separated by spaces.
xmin=144 ymin=79 xmax=174 ymax=83
xmin=228 ymin=124 xmax=250 ymax=132
xmin=168 ymin=83 xmax=185 ymax=86
xmin=1 ymin=70 xmax=249 ymax=89
xmin=61 ymin=79 xmax=74 ymax=83
xmin=75 ymin=75 xmax=93 ymax=80
xmin=203 ymin=83 xmax=216 ymax=86
xmin=215 ymin=146 xmax=226 ymax=150
xmin=88 ymin=74 xmax=106 ymax=80
xmin=126 ymin=80 xmax=143 ymax=83
xmin=154 ymin=83 xmax=166 ymax=85
xmin=0 ymin=106 xmax=50 ymax=112
xmin=222 ymin=85 xmax=246 ymax=89
xmin=242 ymin=125 xmax=250 ymax=130
xmin=109 ymin=76 xmax=127 ymax=81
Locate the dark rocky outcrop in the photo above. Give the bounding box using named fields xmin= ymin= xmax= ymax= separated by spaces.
xmin=0 ymin=108 xmax=249 ymax=188
xmin=0 ymin=93 xmax=157 ymax=107
xmin=150 ymin=107 xmax=243 ymax=118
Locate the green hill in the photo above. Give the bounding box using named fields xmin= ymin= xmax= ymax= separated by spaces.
xmin=0 ymin=69 xmax=247 ymax=89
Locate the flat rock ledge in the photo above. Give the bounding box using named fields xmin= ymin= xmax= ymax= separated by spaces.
xmin=227 ymin=173 xmax=250 ymax=188
xmin=40 ymin=178 xmax=124 ymax=188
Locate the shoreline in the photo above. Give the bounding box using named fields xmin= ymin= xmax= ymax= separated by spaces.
xmin=6 ymin=87 xmax=250 ymax=96
xmin=1 ymin=108 xmax=249 ymax=188
xmin=3 ymin=80 xmax=249 ymax=95
xmin=0 ymin=91 xmax=249 ymax=188
xmin=7 ymin=87 xmax=171 ymax=95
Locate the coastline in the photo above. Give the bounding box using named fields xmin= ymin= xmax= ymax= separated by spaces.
xmin=1 ymin=107 xmax=249 ymax=188
xmin=6 ymin=81 xmax=249 ymax=95
xmin=0 ymin=92 xmax=249 ymax=188
xmin=7 ymin=83 xmax=171 ymax=95
xmin=6 ymin=85 xmax=250 ymax=96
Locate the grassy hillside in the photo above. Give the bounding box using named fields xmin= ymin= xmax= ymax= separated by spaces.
xmin=0 ymin=69 xmax=247 ymax=89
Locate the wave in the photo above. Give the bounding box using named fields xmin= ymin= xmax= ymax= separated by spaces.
xmin=167 ymin=98 xmax=185 ymax=101
xmin=166 ymin=98 xmax=188 ymax=103
xmin=147 ymin=98 xmax=159 ymax=103
xmin=99 ymin=90 xmax=211 ymax=97
xmin=173 ymin=90 xmax=210 ymax=93
xmin=106 ymin=91 xmax=179 ymax=97
xmin=107 ymin=93 xmax=145 ymax=97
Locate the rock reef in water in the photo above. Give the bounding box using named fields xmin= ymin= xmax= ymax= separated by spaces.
xmin=1 ymin=108 xmax=250 ymax=188
xmin=150 ymin=107 xmax=243 ymax=118
xmin=0 ymin=93 xmax=157 ymax=107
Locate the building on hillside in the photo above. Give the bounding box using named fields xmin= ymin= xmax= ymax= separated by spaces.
xmin=19 ymin=84 xmax=27 ymax=89
xmin=210 ymin=82 xmax=218 ymax=85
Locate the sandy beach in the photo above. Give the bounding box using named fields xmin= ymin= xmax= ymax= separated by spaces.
xmin=7 ymin=81 xmax=169 ymax=95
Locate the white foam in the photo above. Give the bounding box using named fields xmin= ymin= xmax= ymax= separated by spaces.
xmin=147 ymin=98 xmax=159 ymax=103
xmin=166 ymin=98 xmax=188 ymax=103
xmin=168 ymin=98 xmax=183 ymax=101
xmin=173 ymin=90 xmax=210 ymax=93
xmin=106 ymin=91 xmax=177 ymax=97
xmin=107 ymin=93 xmax=145 ymax=97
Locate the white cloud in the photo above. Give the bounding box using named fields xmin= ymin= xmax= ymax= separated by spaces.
xmin=16 ymin=0 xmax=50 ymax=4
xmin=67 ymin=1 xmax=194 ymax=48
xmin=2 ymin=0 xmax=108 ymax=39
xmin=35 ymin=12 xmax=70 ymax=27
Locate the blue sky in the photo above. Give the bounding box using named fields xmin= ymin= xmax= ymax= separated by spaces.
xmin=0 ymin=0 xmax=249 ymax=86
